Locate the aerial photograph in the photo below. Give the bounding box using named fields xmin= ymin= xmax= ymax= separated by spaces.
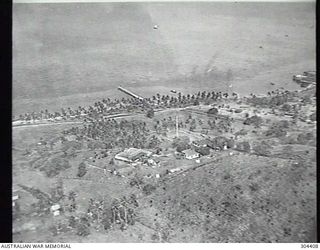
xmin=12 ymin=1 xmax=316 ymax=243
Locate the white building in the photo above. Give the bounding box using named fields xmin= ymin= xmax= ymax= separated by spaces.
xmin=182 ymin=149 xmax=200 ymax=160
xmin=115 ymin=148 xmax=152 ymax=163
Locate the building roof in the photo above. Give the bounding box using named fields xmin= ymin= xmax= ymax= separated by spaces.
xmin=50 ymin=204 xmax=61 ymax=211
xmin=182 ymin=149 xmax=199 ymax=156
xmin=12 ymin=195 xmax=19 ymax=201
xmin=115 ymin=148 xmax=152 ymax=162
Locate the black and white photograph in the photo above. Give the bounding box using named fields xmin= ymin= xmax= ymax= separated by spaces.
xmin=12 ymin=0 xmax=316 ymax=243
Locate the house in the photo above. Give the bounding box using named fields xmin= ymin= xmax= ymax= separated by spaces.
xmin=50 ymin=204 xmax=61 ymax=216
xmin=50 ymin=204 xmax=61 ymax=212
xmin=168 ymin=167 xmax=181 ymax=174
xmin=182 ymin=149 xmax=200 ymax=160
xmin=115 ymin=148 xmax=153 ymax=163
xmin=53 ymin=210 xmax=60 ymax=216
xmin=146 ymin=158 xmax=159 ymax=167
xmin=12 ymin=195 xmax=19 ymax=201
xmin=65 ymin=135 xmax=77 ymax=141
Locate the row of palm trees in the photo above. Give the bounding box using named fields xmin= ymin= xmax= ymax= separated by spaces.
xmin=16 ymin=88 xmax=301 ymax=122
xmin=15 ymin=90 xmax=236 ymax=122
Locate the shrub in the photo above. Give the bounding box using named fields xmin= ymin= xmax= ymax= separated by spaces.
xmin=76 ymin=220 xmax=90 ymax=237
xmin=77 ymin=162 xmax=87 ymax=178
xmin=41 ymin=157 xmax=71 ymax=177
xmin=235 ymin=129 xmax=248 ymax=136
xmin=129 ymin=173 xmax=144 ymax=188
xmin=102 ymin=215 xmax=112 ymax=231
xmin=87 ymin=140 xmax=105 ymax=150
xmin=253 ymin=142 xmax=273 ymax=156
xmin=235 ymin=141 xmax=251 ymax=153
xmin=310 ymin=112 xmax=316 ymax=121
xmin=270 ymin=95 xmax=288 ymax=106
xmin=264 ymin=122 xmax=287 ymax=138
xmin=226 ymin=138 xmax=235 ymax=149
xmin=243 ymin=115 xmax=263 ymax=127
xmin=249 ymin=183 xmax=260 ymax=192
xmin=247 ymin=96 xmax=270 ymax=107
xmin=277 ymin=120 xmax=290 ymax=129
xmin=50 ymin=181 xmax=65 ymax=202
xmin=193 ymin=100 xmax=200 ymax=106
xmin=68 ymin=216 xmax=77 ymax=229
xmin=297 ymin=132 xmax=314 ymax=145
xmin=61 ymin=141 xmax=82 ymax=154
xmin=142 ymin=184 xmax=156 ymax=195
xmin=151 ymin=234 xmax=159 ymax=241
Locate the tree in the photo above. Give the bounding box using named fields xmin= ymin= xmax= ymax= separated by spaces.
xmin=189 ymin=119 xmax=197 ymax=131
xmin=193 ymin=99 xmax=200 ymax=106
xmin=207 ymin=108 xmax=218 ymax=115
xmin=243 ymin=115 xmax=263 ymax=127
xmin=172 ymin=136 xmax=190 ymax=152
xmin=77 ymin=162 xmax=87 ymax=178
xmin=146 ymin=109 xmax=155 ymax=118
xmin=76 ymin=219 xmax=90 ymax=237
xmin=68 ymin=216 xmax=77 ymax=229
xmin=281 ymin=103 xmax=292 ymax=112
xmin=195 ymin=147 xmax=210 ymax=156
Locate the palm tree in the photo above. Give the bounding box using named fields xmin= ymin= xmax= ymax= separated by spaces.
xmin=201 ymin=91 xmax=206 ymax=99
